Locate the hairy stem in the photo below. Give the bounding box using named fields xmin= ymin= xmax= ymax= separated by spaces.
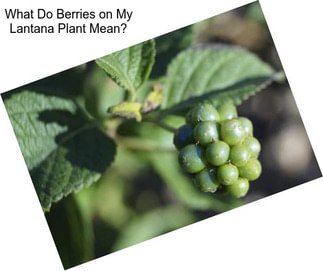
xmin=142 ymin=115 xmax=177 ymax=133
xmin=115 ymin=135 xmax=175 ymax=152
xmin=150 ymin=120 xmax=177 ymax=133
xmin=127 ymin=89 xmax=136 ymax=102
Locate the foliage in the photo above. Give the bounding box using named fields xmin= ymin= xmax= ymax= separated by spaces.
xmin=3 ymin=35 xmax=282 ymax=211
xmin=4 ymin=91 xmax=116 ymax=211
xmin=0 ymin=6 xmax=296 ymax=269
xmin=96 ymin=40 xmax=155 ymax=101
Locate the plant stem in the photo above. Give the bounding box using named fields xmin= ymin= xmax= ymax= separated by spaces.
xmin=142 ymin=115 xmax=177 ymax=133
xmin=127 ymin=89 xmax=136 ymax=102
xmin=115 ymin=135 xmax=175 ymax=152
xmin=152 ymin=121 xmax=177 ymax=133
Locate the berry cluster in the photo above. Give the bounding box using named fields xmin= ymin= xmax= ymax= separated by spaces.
xmin=174 ymin=103 xmax=261 ymax=198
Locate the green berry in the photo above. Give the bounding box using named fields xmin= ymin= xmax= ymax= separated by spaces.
xmin=217 ymin=163 xmax=239 ymax=185
xmin=229 ymin=144 xmax=251 ymax=167
xmin=206 ymin=140 xmax=230 ymax=166
xmin=238 ymin=158 xmax=262 ymax=181
xmin=238 ymin=117 xmax=253 ymax=136
xmin=227 ymin=177 xmax=249 ymax=198
xmin=242 ymin=136 xmax=261 ymax=158
xmin=194 ymin=121 xmax=219 ymax=146
xmin=194 ymin=168 xmax=220 ymax=193
xmin=178 ymin=144 xmax=206 ymax=173
xmin=173 ymin=124 xmax=194 ymax=150
xmin=218 ymin=103 xmax=238 ymax=121
xmin=220 ymin=118 xmax=246 ymax=145
xmin=190 ymin=104 xmax=220 ymax=125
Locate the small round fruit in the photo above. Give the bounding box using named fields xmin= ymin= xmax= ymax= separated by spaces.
xmin=217 ymin=163 xmax=239 ymax=185
xmin=238 ymin=117 xmax=253 ymax=136
xmin=194 ymin=169 xmax=220 ymax=193
xmin=206 ymin=140 xmax=230 ymax=166
xmin=173 ymin=124 xmax=194 ymax=150
xmin=220 ymin=118 xmax=246 ymax=145
xmin=218 ymin=103 xmax=238 ymax=121
xmin=229 ymin=144 xmax=251 ymax=167
xmin=227 ymin=177 xmax=249 ymax=198
xmin=190 ymin=103 xmax=220 ymax=125
xmin=242 ymin=136 xmax=261 ymax=158
xmin=238 ymin=158 xmax=262 ymax=181
xmin=194 ymin=121 xmax=219 ymax=146
xmin=178 ymin=144 xmax=207 ymax=173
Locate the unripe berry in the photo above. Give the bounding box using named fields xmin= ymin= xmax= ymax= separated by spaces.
xmin=190 ymin=103 xmax=220 ymax=125
xmin=238 ymin=117 xmax=253 ymax=136
xmin=193 ymin=121 xmax=219 ymax=146
xmin=178 ymin=144 xmax=206 ymax=173
xmin=217 ymin=163 xmax=239 ymax=185
xmin=227 ymin=177 xmax=249 ymax=198
xmin=176 ymin=102 xmax=261 ymax=198
xmin=242 ymin=136 xmax=261 ymax=158
xmin=238 ymin=158 xmax=262 ymax=181
xmin=218 ymin=103 xmax=238 ymax=121
xmin=206 ymin=140 xmax=230 ymax=166
xmin=220 ymin=118 xmax=246 ymax=145
xmin=229 ymin=144 xmax=251 ymax=167
xmin=194 ymin=168 xmax=220 ymax=193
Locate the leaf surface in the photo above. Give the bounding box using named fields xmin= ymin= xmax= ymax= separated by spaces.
xmin=4 ymin=91 xmax=116 ymax=210
xmin=113 ymin=206 xmax=195 ymax=251
xmin=162 ymin=45 xmax=279 ymax=111
xmin=96 ymin=40 xmax=155 ymax=96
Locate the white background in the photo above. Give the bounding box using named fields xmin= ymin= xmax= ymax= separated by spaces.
xmin=0 ymin=0 xmax=322 ymax=270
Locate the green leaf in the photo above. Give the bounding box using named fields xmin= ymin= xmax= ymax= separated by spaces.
xmin=95 ymin=40 xmax=156 ymax=98
xmin=3 ymin=91 xmax=116 ymax=211
xmin=113 ymin=206 xmax=195 ymax=251
xmin=162 ymin=45 xmax=278 ymax=111
xmin=149 ymin=152 xmax=241 ymax=212
xmin=45 ymin=195 xmax=93 ymax=269
xmin=4 ymin=91 xmax=78 ymax=170
xmin=152 ymin=25 xmax=195 ymax=78
xmin=2 ymin=65 xmax=88 ymax=100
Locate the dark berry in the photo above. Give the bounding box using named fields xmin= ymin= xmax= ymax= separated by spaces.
xmin=173 ymin=124 xmax=194 ymax=150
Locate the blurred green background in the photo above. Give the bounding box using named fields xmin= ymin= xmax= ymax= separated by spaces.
xmin=4 ymin=2 xmax=321 ymax=269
